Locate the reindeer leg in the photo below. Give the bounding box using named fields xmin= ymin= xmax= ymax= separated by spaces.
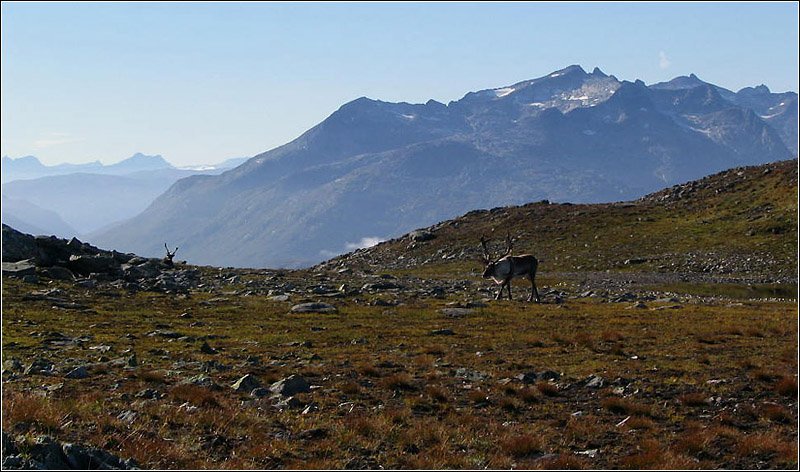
xmin=528 ymin=274 xmax=540 ymax=303
xmin=495 ymin=283 xmax=504 ymax=300
xmin=506 ymin=278 xmax=513 ymax=300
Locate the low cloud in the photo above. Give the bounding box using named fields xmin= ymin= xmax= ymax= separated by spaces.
xmin=659 ymin=51 xmax=671 ymax=70
xmin=345 ymin=237 xmax=385 ymax=251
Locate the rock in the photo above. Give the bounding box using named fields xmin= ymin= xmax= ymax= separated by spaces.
xmin=62 ymin=443 xmax=138 ymax=469
xmin=1 ymin=259 xmax=36 ymax=278
xmin=430 ymin=329 xmax=455 ymax=336
xmin=270 ymin=294 xmax=290 ymax=302
xmin=269 ymin=375 xmax=311 ymax=397
xmin=181 ymin=374 xmax=217 ymax=389
xmin=22 ymin=274 xmax=39 ymax=284
xmin=28 ymin=436 xmax=70 ymax=469
xmin=64 ymin=366 xmax=89 ymax=379
xmin=538 ymin=370 xmax=561 ymax=381
xmin=584 ymin=374 xmax=604 ymax=389
xmin=1 ymin=224 xmax=38 ymax=262
xmin=39 ymin=266 xmax=75 ymax=281
xmin=231 ymin=374 xmax=261 ymax=393
xmin=515 ymin=372 xmax=538 ymax=384
xmin=199 ymin=342 xmax=218 ymax=355
xmin=454 ymin=368 xmax=489 ymax=382
xmin=251 ymin=387 xmax=270 ymax=398
xmin=290 ymin=303 xmax=338 ymax=314
xmin=439 ymin=308 xmax=473 ymax=318
xmin=3 ymin=359 xmax=23 ymax=372
xmin=410 ymin=230 xmax=436 ymax=242
xmin=23 ymin=358 xmax=54 ymax=376
xmin=273 ymin=395 xmax=304 ymax=410
xmin=296 ymin=428 xmax=328 ymax=440
xmin=67 ymin=254 xmax=120 ymax=276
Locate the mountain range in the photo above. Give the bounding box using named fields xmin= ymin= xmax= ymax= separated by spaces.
xmin=0 ymin=153 xmax=249 ymax=237
xmin=84 ymin=65 xmax=797 ymax=268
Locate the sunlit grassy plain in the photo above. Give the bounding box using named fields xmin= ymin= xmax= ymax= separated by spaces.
xmin=2 ymin=160 xmax=797 ymax=469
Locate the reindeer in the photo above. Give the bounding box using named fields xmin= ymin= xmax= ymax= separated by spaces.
xmin=480 ymin=233 xmax=540 ymax=302
xmin=163 ymin=243 xmax=178 ymax=268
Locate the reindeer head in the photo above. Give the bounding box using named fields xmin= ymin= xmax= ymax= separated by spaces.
xmin=164 ymin=243 xmax=178 ymax=263
xmin=480 ymin=233 xmax=513 ymax=278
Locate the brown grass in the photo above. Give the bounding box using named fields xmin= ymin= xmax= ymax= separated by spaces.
xmin=775 ymin=375 xmax=798 ymax=398
xmin=601 ymin=397 xmax=652 ymax=416
xmin=169 ymin=384 xmax=221 ymax=408
xmin=536 ymin=382 xmax=560 ymax=397
xmin=500 ymin=432 xmax=545 ymax=458
xmin=678 ymin=392 xmax=709 ymax=407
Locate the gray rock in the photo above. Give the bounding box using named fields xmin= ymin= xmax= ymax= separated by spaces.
xmin=232 ymin=374 xmax=261 ymax=392
xmin=64 ymin=366 xmax=89 ymax=379
xmin=21 ymin=274 xmax=39 ymax=284
xmin=1 ymin=259 xmax=36 ymax=278
xmin=410 ymin=230 xmax=436 ymax=242
xmin=440 ymin=308 xmax=473 ymax=318
xmin=515 ymin=372 xmax=538 ymax=384
xmin=269 ymin=375 xmax=311 ymax=397
xmin=23 ymin=358 xmax=54 ymax=376
xmin=290 ymin=302 xmax=338 ymax=314
xmin=251 ymin=387 xmax=270 ymax=398
xmin=430 ymin=329 xmax=455 ymax=336
xmin=584 ymin=374 xmax=604 ymax=389
xmin=67 ymin=254 xmax=120 ymax=276
xmin=199 ymin=341 xmax=218 ymax=355
xmin=39 ymin=266 xmax=75 ymax=281
xmin=273 ymin=395 xmax=304 ymax=409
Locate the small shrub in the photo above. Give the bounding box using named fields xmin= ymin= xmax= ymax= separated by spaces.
xmin=339 ymin=381 xmax=361 ymax=395
xmin=678 ymin=392 xmax=708 ymax=407
xmin=761 ymin=403 xmax=792 ymax=424
xmin=500 ymin=433 xmax=544 ymax=458
xmin=425 ymin=385 xmax=449 ymax=403
xmin=601 ymin=397 xmax=651 ymax=416
xmin=536 ymin=382 xmax=559 ymax=397
xmin=775 ymin=376 xmax=797 ymax=398
xmin=518 ymin=387 xmax=541 ymax=404
xmin=382 ymin=373 xmax=415 ymax=391
xmin=170 ymin=384 xmax=220 ymax=408
xmin=357 ymin=364 xmax=382 ymax=378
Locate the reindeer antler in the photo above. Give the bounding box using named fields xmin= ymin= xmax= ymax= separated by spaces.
xmin=479 ymin=235 xmax=491 ymax=264
xmin=502 ymin=232 xmax=514 ymax=257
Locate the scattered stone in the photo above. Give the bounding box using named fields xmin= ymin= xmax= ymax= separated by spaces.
xmin=2 ymin=259 xmax=36 ymax=277
xmin=410 ymin=230 xmax=436 ymax=242
xmin=64 ymin=366 xmax=89 ymax=379
xmin=290 ymin=302 xmax=338 ymax=314
xmin=538 ymin=370 xmax=561 ymax=381
xmin=273 ymin=395 xmax=304 ymax=410
xmin=270 ymin=375 xmax=311 ymax=397
xmin=515 ymin=372 xmax=538 ymax=384
xmin=232 ymin=374 xmax=261 ymax=393
xmin=199 ymin=342 xmax=218 ymax=355
xmin=22 ymin=275 xmax=39 ymax=284
xmin=430 ymin=329 xmax=455 ymax=336
xmin=440 ymin=308 xmax=473 ymax=318
xmin=23 ymin=358 xmax=54 ymax=376
xmin=296 ymin=428 xmax=328 ymax=440
xmin=584 ymin=374 xmax=604 ymax=389
xmin=251 ymin=388 xmax=270 ymax=398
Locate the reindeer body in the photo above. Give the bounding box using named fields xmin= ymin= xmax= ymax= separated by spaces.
xmin=481 ymin=235 xmax=540 ymax=302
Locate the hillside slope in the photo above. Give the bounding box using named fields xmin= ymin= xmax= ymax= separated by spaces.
xmin=319 ymin=159 xmax=798 ymax=283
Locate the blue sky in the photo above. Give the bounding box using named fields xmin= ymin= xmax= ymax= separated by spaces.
xmin=2 ymin=1 xmax=798 ymax=167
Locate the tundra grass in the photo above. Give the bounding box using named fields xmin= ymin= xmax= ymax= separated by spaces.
xmin=2 ymin=275 xmax=797 ymax=469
